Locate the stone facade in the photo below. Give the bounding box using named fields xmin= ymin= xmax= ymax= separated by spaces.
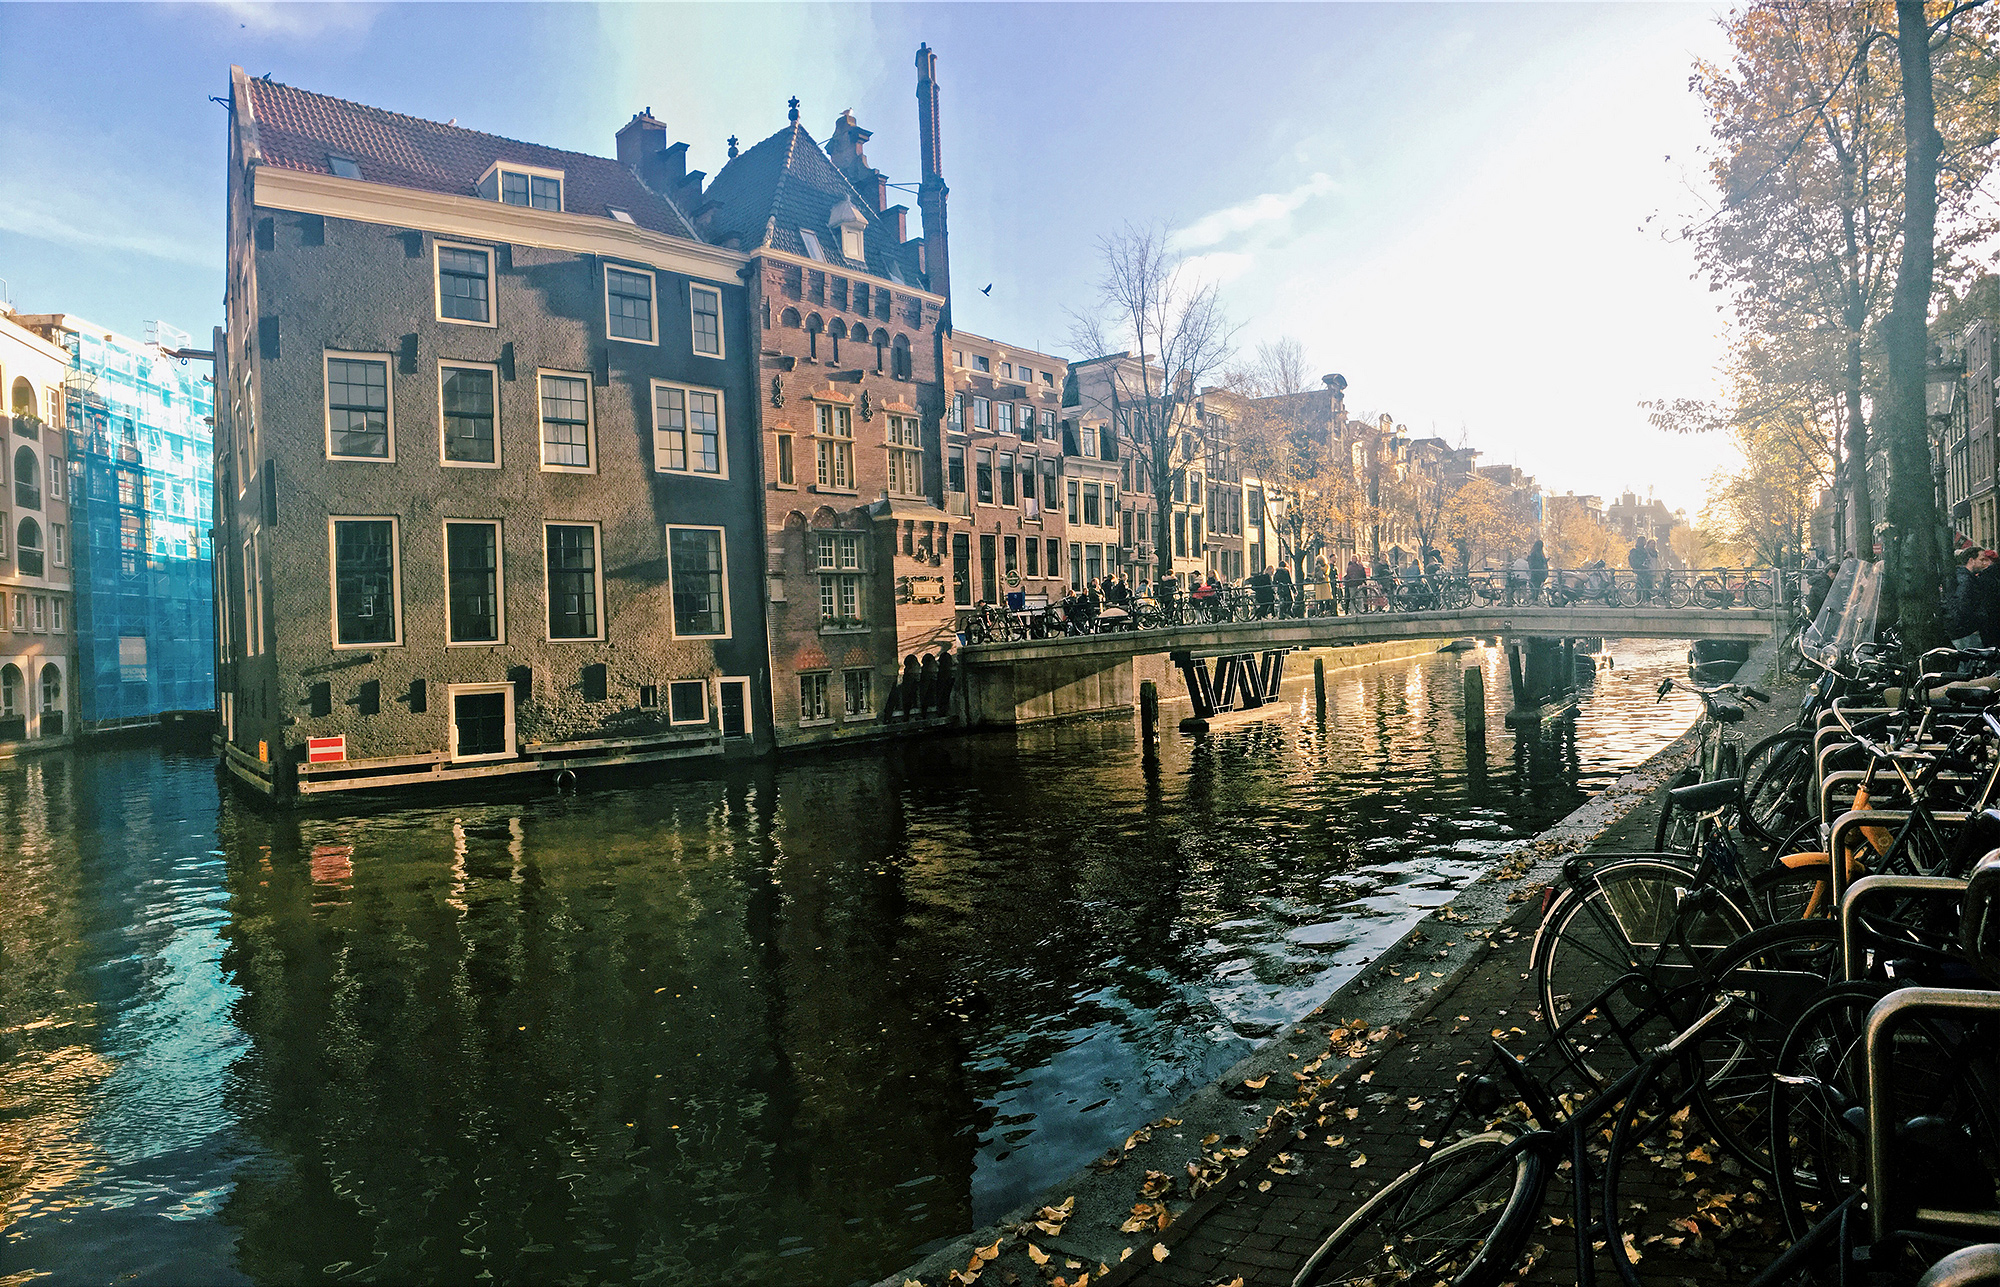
xmin=947 ymin=332 xmax=1071 ymax=600
xmin=217 ymin=67 xmax=771 ymax=795
xmin=0 ymin=312 xmax=77 ymax=750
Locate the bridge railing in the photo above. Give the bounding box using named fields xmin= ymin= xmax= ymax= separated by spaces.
xmin=959 ymin=567 xmax=1789 ymax=645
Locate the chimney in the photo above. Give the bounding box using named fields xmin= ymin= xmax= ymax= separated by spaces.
xmin=616 ymin=111 xmax=692 ymax=198
xmin=883 ymin=204 xmax=909 ymax=241
xmin=827 ymin=109 xmax=890 ymax=212
xmin=915 ymin=44 xmax=951 ymax=305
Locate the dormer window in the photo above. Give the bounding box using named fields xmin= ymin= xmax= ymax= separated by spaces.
xmin=479 ymin=162 xmax=564 ymax=211
xmin=829 ymin=198 xmax=867 ymax=263
xmin=799 ymin=229 xmax=826 ymax=262
xmin=840 ymin=225 xmax=863 ymax=260
xmin=327 ymin=155 xmax=362 ymax=180
xmin=606 ymin=207 xmax=635 ymax=224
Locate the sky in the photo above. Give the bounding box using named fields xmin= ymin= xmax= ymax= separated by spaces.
xmin=0 ymin=1 xmax=1744 ymax=515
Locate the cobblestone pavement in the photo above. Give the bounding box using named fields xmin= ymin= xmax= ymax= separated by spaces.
xmin=1130 ymin=778 xmax=1796 ymax=1287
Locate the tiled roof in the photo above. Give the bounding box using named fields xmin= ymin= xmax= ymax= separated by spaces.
xmin=702 ymin=123 xmax=926 ymax=288
xmin=244 ymin=75 xmax=699 ymax=240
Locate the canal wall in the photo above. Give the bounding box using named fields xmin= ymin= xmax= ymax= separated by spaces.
xmin=882 ymin=633 xmax=1784 ymax=1287
xmin=961 ymin=638 xmax=1456 ymax=727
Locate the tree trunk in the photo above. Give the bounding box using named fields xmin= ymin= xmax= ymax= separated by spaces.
xmin=1842 ymin=331 xmax=1871 ymax=555
xmin=1883 ymin=0 xmax=1946 ymax=649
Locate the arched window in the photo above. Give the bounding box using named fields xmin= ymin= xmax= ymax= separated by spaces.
xmin=805 ymin=313 xmax=823 ymax=361
xmin=10 ymin=377 xmax=36 ymax=421
xmin=0 ymin=664 xmax=18 ymax=718
xmin=827 ymin=318 xmax=847 ymax=365
xmin=40 ymin=664 xmax=60 ymax=713
xmin=873 ymin=329 xmax=888 ymax=373
xmin=14 ymin=445 xmax=37 ymax=510
xmin=892 ymin=334 xmax=913 ymax=381
xmin=780 ymin=307 xmax=801 ymax=329
xmin=16 ymin=517 xmax=41 ymax=577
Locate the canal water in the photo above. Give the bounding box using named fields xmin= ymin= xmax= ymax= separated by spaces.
xmin=2 ymin=641 xmax=1704 ymax=1287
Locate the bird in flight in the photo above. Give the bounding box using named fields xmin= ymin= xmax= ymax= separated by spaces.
xmin=980 ymin=284 xmax=992 ymax=295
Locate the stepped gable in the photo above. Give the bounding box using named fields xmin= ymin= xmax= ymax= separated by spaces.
xmin=245 ymin=77 xmax=700 ymax=239
xmin=701 ymin=121 xmax=924 ymax=286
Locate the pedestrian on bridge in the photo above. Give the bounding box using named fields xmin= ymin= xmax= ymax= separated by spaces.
xmin=1273 ymin=563 xmax=1295 ymax=617
xmin=1528 ymin=540 xmax=1549 ymax=604
xmin=1344 ymin=556 xmax=1367 ymax=615
xmin=1630 ymin=537 xmax=1654 ymax=604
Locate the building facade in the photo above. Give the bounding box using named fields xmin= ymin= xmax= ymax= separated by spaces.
xmin=217 ymin=67 xmax=772 ymax=796
xmin=12 ymin=317 xmax=216 ymax=732
xmin=692 ymin=52 xmax=958 ymax=749
xmin=0 ymin=312 xmax=77 ymax=749
xmin=947 ymin=332 xmax=1071 ymax=601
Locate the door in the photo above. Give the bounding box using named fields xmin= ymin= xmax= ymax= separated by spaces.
xmin=718 ymin=679 xmax=747 ymax=738
xmin=979 ymin=534 xmax=997 ymax=604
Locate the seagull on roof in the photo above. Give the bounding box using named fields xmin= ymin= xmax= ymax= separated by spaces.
xmin=980 ymin=284 xmax=992 ymax=295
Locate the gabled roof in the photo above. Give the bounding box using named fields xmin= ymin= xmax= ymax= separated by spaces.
xmin=701 ymin=122 xmax=926 ymax=288
xmin=242 ymin=73 xmax=699 ymax=240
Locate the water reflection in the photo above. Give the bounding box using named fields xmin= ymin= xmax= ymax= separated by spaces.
xmin=1 ymin=641 xmax=1701 ymax=1287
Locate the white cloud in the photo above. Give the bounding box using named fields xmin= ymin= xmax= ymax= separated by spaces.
xmin=1180 ymin=251 xmax=1255 ymax=285
xmin=1172 ymin=173 xmax=1337 ymax=251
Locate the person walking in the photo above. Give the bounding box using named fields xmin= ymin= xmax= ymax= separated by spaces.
xmin=1629 ymin=537 xmax=1653 ymax=604
xmin=1272 ymin=563 xmax=1295 ymax=617
xmin=1528 ymin=540 xmax=1548 ymax=604
xmin=1344 ymin=556 xmax=1368 ymax=615
xmin=1950 ymin=546 xmax=1991 ymax=648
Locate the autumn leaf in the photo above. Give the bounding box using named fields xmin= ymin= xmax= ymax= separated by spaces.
xmin=973 ymin=1239 xmax=1001 ymax=1265
xmin=1258 ymin=1177 xmax=1273 ymax=1191
xmin=1242 ymin=1074 xmax=1269 ymax=1090
xmin=1350 ymin=1153 xmax=1369 ymax=1168
xmin=1622 ymin=1232 xmax=1643 ymax=1263
xmin=1026 ymin=1244 xmax=1049 ymax=1267
xmin=1344 ymin=1107 xmax=1359 ymax=1120
xmin=1201 ymin=1132 xmax=1220 ymax=1146
xmin=1324 ymin=1135 xmax=1345 ymax=1148
xmin=1152 ymin=1243 xmax=1170 ymax=1261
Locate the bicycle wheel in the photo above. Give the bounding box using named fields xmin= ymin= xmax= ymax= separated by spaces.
xmin=1616 ymin=581 xmax=1639 ymax=608
xmin=1747 ymin=580 xmax=1775 ymax=610
xmin=1739 ymin=729 xmax=1815 ymax=852
xmin=1291 ymin=1131 xmax=1545 ymax=1287
xmin=1666 ymin=580 xmax=1692 ymax=609
xmin=1768 ymin=981 xmax=1890 ymax=1240
xmin=1653 ymin=767 xmax=1701 ymax=855
xmin=1536 ymin=856 xmax=1756 ymax=1088
xmin=1696 ymin=577 xmax=1727 ymax=608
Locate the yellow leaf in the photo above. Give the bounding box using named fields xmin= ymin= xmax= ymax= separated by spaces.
xmin=1257 ymin=1179 xmax=1272 ymax=1191
xmin=1344 ymin=1107 xmax=1359 ymax=1120
xmin=1201 ymin=1132 xmax=1220 ymax=1146
xmin=1419 ymin=1137 xmax=1435 ymax=1149
xmin=1067 ymin=1260 xmax=1081 ymax=1270
xmin=1152 ymin=1242 xmax=1170 ymax=1261
xmin=1033 ymin=1220 xmax=1063 ymax=1236
xmin=1026 ymin=1244 xmax=1049 ymax=1266
xmin=1350 ymin=1153 xmax=1369 ymax=1168
xmin=1119 ymin=1247 xmax=1133 ymax=1261
xmin=1358 ymin=1072 xmax=1374 ymax=1083
xmin=979 ymin=1239 xmax=1002 ymax=1264
xmin=1324 ymin=1135 xmax=1345 ymax=1148
xmin=1687 ymin=1145 xmax=1713 ymax=1164
xmin=1242 ymin=1074 xmax=1269 ymax=1090
xmin=1622 ymin=1232 xmax=1642 ymax=1263
xmin=1121 ymin=1214 xmax=1151 ymax=1233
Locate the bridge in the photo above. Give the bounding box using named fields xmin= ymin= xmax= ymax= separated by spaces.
xmin=956 ymin=606 xmax=1780 ymax=729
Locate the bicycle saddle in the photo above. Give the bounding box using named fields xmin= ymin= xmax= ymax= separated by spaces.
xmin=1668 ymin=777 xmax=1742 ymax=811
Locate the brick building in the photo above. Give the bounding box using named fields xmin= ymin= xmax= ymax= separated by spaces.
xmin=946 ymin=332 xmax=1069 ymax=601
xmin=689 ymin=49 xmax=957 ymax=748
xmin=0 ymin=311 xmax=77 ymax=749
xmin=217 ymin=67 xmax=772 ymax=796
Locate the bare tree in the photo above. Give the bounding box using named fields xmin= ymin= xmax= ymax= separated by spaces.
xmin=1068 ymin=225 xmax=1235 ymax=573
xmin=1224 ymin=337 xmax=1311 ymax=398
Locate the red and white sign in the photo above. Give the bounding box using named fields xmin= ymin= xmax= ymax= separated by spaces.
xmin=307 ymin=736 xmax=347 ymax=764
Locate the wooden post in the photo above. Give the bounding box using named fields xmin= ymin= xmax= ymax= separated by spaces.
xmin=1464 ymin=666 xmax=1486 ymax=740
xmin=1313 ymin=655 xmax=1326 ymax=719
xmin=1140 ymin=679 xmax=1159 ymax=751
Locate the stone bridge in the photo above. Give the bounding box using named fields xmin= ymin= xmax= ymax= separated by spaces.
xmin=957 ymin=606 xmax=1779 ymax=728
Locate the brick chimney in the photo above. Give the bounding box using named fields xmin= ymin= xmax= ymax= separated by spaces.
xmin=615 ymin=110 xmax=691 ymax=197
xmin=915 ymin=44 xmax=950 ymax=305
xmin=827 ymin=109 xmax=889 ymax=210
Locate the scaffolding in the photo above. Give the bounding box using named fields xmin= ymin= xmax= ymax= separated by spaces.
xmin=62 ymin=322 xmax=215 ymax=728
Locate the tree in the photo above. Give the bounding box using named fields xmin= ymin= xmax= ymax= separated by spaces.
xmin=1543 ymin=502 xmax=1622 ymax=567
xmin=1233 ymin=378 xmax=1353 ymax=578
xmin=1671 ymin=523 xmax=1724 ymax=569
xmin=1702 ymin=407 xmax=1834 ymax=564
xmin=1067 ymin=225 xmax=1235 ymax=571
xmin=1443 ymin=476 xmax=1533 ymax=566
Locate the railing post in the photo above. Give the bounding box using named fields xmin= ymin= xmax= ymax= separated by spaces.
xmin=1464 ymin=665 xmax=1485 ymax=741
xmin=1313 ymin=655 xmax=1326 ymax=720
xmin=1140 ymin=678 xmax=1159 ymax=754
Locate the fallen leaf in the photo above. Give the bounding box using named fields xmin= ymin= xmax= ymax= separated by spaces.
xmin=1687 ymin=1145 xmax=1713 ymax=1164
xmin=1344 ymin=1107 xmax=1359 ymax=1120
xmin=1119 ymin=1247 xmax=1133 ymax=1262
xmin=974 ymin=1239 xmax=1001 ymax=1265
xmin=1152 ymin=1243 xmax=1170 ymax=1262
xmin=1242 ymin=1074 xmax=1269 ymax=1090
xmin=1026 ymin=1245 xmax=1049 ymax=1267
xmin=1324 ymin=1135 xmax=1345 ymax=1148
xmin=1350 ymin=1153 xmax=1369 ymax=1168
xmin=1418 ymin=1138 xmax=1435 ymax=1149
xmin=1622 ymin=1232 xmax=1642 ymax=1263
xmin=1201 ymin=1132 xmax=1220 ymax=1146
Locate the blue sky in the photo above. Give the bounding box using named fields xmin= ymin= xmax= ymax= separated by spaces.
xmin=0 ymin=2 xmax=1740 ymax=512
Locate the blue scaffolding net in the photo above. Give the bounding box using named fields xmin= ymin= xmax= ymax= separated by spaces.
xmin=63 ymin=324 xmax=214 ymax=729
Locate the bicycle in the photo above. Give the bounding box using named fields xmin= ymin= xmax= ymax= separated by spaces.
xmin=1653 ymin=677 xmax=1770 ymax=853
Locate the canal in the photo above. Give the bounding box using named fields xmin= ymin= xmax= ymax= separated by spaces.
xmin=2 ymin=641 xmax=1705 ymax=1286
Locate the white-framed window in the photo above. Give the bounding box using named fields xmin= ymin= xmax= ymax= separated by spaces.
xmin=537 ymin=371 xmax=594 ymax=472
xmin=1041 ymin=408 xmax=1056 ymax=438
xmin=996 ymin=402 xmax=1013 ymax=436
xmin=973 ymin=355 xmax=990 ymax=373
xmin=47 ymin=456 xmax=62 ymax=500
xmin=448 ymin=682 xmax=516 ymax=763
xmin=972 ymin=397 xmax=989 ymax=430
xmin=323 ymin=352 xmax=393 ymax=461
xmin=605 ymin=265 xmax=656 ymax=344
xmin=51 ymin=596 xmax=62 ymax=634
xmin=667 ymin=679 xmax=708 ymax=726
xmin=50 ymin=523 xmax=64 ymax=567
xmin=690 ymin=284 xmax=724 ymax=358
xmin=328 ymin=517 xmax=400 ymax=649
xmin=815 ymin=532 xmax=864 ymax=627
xmin=843 ymin=668 xmax=872 ymax=719
xmin=242 ymin=536 xmax=260 ymax=655
xmin=435 ymin=241 xmax=495 ymax=326
xmin=440 ymin=361 xmax=501 ymax=467
xmin=32 ymin=596 xmax=46 ymax=632
xmin=666 ymin=525 xmax=729 ymax=638
xmin=815 ymin=402 xmax=854 ymax=490
xmin=798 ymin=671 xmax=832 ymax=725
xmin=544 ymin=522 xmax=603 ymax=641
xmin=775 ymin=432 xmax=796 ymax=486
xmin=482 ymin=162 xmax=564 ymax=212
xmin=652 ymin=381 xmax=726 ymax=478
xmin=444 ymin=519 xmax=504 ymax=645
xmin=887 ymin=414 xmax=922 ymax=497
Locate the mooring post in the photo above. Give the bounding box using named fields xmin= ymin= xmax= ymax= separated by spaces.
xmin=1464 ymin=666 xmax=1486 ymax=741
xmin=1140 ymin=679 xmax=1159 ymax=751
xmin=1313 ymin=655 xmax=1326 ymax=719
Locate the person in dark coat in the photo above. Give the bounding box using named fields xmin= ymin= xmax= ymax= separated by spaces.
xmin=1272 ymin=564 xmax=1295 ymax=617
xmin=1528 ymin=540 xmax=1549 ymax=604
xmin=1343 ymin=556 xmax=1368 ymax=614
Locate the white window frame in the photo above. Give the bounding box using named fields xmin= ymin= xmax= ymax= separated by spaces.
xmin=438 ymin=360 xmax=503 ymax=469
xmin=650 ymin=379 xmax=728 ymax=480
xmin=447 ymin=682 xmax=517 ymax=764
xmin=841 ymin=667 xmax=874 ymax=721
xmin=434 ymin=240 xmax=498 ymax=329
xmin=666 ymin=678 xmax=709 ymax=727
xmin=716 ymin=675 xmax=752 ymax=739
xmin=665 ymin=524 xmax=731 ymax=640
xmin=50 ymin=522 xmax=64 ymax=567
xmin=51 ymin=596 xmax=63 ymax=634
xmin=542 ymin=520 xmax=605 ymax=643
xmin=603 ymin=263 xmax=658 ymax=346
xmin=442 ymin=518 xmax=506 ymax=647
xmin=797 ymin=670 xmax=834 ymax=726
xmin=242 ymin=537 xmax=259 ymax=655
xmin=327 ymin=516 xmax=402 ymax=650
xmin=480 ymin=160 xmax=565 ymax=210
xmin=536 ymin=369 xmax=597 ymax=475
xmin=47 ymin=456 xmax=62 ymax=501
xmin=689 ymin=283 xmax=725 ymax=359
xmin=322 ymin=350 xmax=395 ymax=463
